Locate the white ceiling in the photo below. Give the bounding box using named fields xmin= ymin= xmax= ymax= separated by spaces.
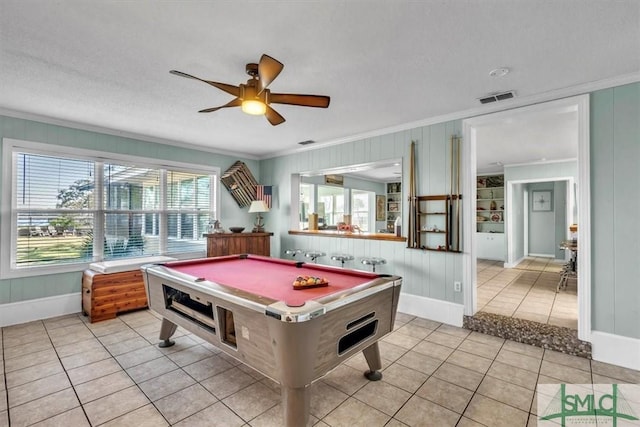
xmin=476 ymin=106 xmax=578 ymax=174
xmin=1 ymin=1 xmax=639 ymax=159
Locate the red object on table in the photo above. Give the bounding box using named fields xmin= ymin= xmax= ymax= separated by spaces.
xmin=168 ymin=255 xmax=377 ymax=307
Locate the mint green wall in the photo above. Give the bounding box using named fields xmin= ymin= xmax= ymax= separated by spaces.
xmin=263 ymin=82 xmax=640 ymax=340
xmin=553 ymin=181 xmax=568 ymax=260
xmin=261 ymin=121 xmax=465 ymax=302
xmin=504 ymin=160 xmax=577 ymax=261
xmin=510 ymin=183 xmax=526 ymax=262
xmin=300 ymin=175 xmax=386 ymax=194
xmin=0 ymin=115 xmax=259 ymax=304
xmin=591 ymin=82 xmax=640 ymax=339
xmin=527 ymin=182 xmax=557 ymax=256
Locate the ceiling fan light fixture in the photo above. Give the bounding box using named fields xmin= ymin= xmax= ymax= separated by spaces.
xmin=241 ymin=100 xmax=266 ymax=115
xmin=171 ymin=54 xmax=329 ymax=125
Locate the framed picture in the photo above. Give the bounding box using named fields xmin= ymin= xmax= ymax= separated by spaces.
xmin=388 ymin=202 xmax=399 ymax=212
xmin=532 ymin=190 xmax=553 ymax=211
xmin=324 ymin=174 xmax=344 ymax=186
xmin=376 ymin=195 xmax=386 ymax=221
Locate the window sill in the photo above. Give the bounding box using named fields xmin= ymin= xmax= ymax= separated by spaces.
xmin=288 ymin=230 xmax=406 ymax=242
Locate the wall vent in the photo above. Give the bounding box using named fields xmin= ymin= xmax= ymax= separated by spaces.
xmin=478 ymin=91 xmax=516 ymax=104
xmin=298 ymin=140 xmax=316 ymax=145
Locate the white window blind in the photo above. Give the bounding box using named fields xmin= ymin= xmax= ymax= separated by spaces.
xmin=10 ymin=148 xmax=217 ymax=270
xmin=15 ymin=153 xmax=95 ymax=266
xmin=318 ymin=185 xmax=345 ymax=226
xmin=165 ymin=170 xmax=213 ymax=256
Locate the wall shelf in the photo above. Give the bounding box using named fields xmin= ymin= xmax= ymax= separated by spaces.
xmin=386 ymin=182 xmax=402 ymax=232
xmin=476 ymin=174 xmax=505 ymax=234
xmin=414 ymin=194 xmax=462 ymax=252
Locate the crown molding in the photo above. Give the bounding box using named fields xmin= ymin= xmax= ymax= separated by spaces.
xmin=0 ymin=108 xmax=260 ymax=161
xmin=261 ymin=71 xmax=640 ymax=160
xmin=2 ymin=71 xmax=638 ymax=162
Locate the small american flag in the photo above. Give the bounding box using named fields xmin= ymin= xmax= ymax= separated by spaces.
xmin=256 ymin=185 xmax=272 ymax=208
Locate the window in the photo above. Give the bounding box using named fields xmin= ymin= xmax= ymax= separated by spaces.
xmin=317 ymin=185 xmax=345 ymax=226
xmin=351 ymin=189 xmax=374 ymax=232
xmin=2 ymin=139 xmax=219 ymax=277
xmin=299 ymin=183 xmax=312 ymax=229
xmin=299 ymin=180 xmax=376 ymax=231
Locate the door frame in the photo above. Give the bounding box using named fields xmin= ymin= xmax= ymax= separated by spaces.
xmin=461 ymin=94 xmax=591 ymax=342
xmin=506 ymin=177 xmax=575 ymax=265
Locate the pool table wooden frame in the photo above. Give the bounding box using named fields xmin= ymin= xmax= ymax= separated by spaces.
xmin=141 ymin=254 xmax=402 ymax=427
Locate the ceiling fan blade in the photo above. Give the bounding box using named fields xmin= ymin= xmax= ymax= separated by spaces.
xmin=170 ymin=70 xmax=240 ymax=97
xmin=198 ymin=98 xmax=242 ymax=113
xmin=265 ymin=105 xmax=286 ymax=126
xmin=258 ymin=54 xmax=284 ymax=94
xmin=269 ymin=93 xmax=330 ymax=108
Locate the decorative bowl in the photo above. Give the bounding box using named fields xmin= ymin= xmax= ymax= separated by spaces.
xmin=229 ymin=227 xmax=245 ymax=233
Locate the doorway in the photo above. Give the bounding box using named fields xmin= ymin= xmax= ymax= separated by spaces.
xmin=461 ymin=95 xmax=591 ymax=342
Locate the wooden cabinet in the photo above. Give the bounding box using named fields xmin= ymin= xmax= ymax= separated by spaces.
xmin=476 ymin=232 xmax=505 ymax=261
xmin=205 ymin=232 xmax=273 ymax=257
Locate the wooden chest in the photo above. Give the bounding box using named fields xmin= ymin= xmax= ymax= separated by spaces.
xmin=82 ymin=269 xmax=148 ymax=323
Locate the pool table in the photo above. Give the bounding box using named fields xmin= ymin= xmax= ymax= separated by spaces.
xmin=141 ymin=254 xmax=402 ymax=427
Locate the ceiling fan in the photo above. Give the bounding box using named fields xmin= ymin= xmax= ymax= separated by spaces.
xmin=170 ymin=54 xmax=330 ymax=126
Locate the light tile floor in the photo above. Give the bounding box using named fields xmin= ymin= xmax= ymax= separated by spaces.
xmin=477 ymin=257 xmax=578 ymax=329
xmin=2 ymin=309 xmax=638 ymax=427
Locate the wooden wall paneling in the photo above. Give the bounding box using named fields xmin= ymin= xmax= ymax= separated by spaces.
xmin=590 ymin=89 xmax=616 ymax=333
xmin=430 ymin=123 xmax=447 ymax=195
xmin=429 ymin=252 xmax=447 ymax=301
xmin=612 ymin=83 xmax=640 ymax=338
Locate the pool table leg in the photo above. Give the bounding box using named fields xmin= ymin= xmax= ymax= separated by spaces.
xmin=158 ymin=318 xmax=178 ymax=348
xmin=282 ymin=385 xmax=310 ymax=427
xmin=362 ymin=342 xmax=383 ymax=381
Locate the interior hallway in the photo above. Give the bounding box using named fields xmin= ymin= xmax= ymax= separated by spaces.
xmin=477 ymin=257 xmax=577 ymax=330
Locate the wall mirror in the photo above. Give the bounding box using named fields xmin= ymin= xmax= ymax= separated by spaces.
xmin=292 ymin=159 xmax=402 ymax=233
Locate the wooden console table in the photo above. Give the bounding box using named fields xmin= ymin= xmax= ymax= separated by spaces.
xmin=205 ymin=232 xmax=273 ymax=257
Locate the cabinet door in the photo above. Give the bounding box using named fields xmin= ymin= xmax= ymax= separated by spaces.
xmin=207 ymin=236 xmax=229 ymax=257
xmin=476 ymin=233 xmax=505 ymax=261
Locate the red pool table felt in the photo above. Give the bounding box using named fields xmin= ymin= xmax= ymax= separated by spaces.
xmin=167 ymin=256 xmax=379 ymax=307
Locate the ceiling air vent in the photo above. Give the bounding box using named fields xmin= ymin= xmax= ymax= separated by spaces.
xmin=298 ymin=140 xmax=316 ymax=146
xmin=478 ymin=91 xmax=516 ymax=104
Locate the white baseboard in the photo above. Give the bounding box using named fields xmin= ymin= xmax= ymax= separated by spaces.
xmin=504 ymin=256 xmax=525 ymax=268
xmin=591 ymin=330 xmax=640 ymax=371
xmin=0 ymin=293 xmax=82 ymax=327
xmin=528 ymin=253 xmax=554 ymax=258
xmin=398 ymin=293 xmax=464 ymax=327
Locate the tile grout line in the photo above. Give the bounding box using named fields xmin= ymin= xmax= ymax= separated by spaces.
xmin=1 ymin=328 xmax=9 ymax=426
xmin=47 ymin=315 xmax=94 ymax=426
xmin=39 ymin=314 xmax=169 ymax=426
xmin=97 ymin=315 xmax=176 ymax=426
xmin=111 ymin=316 xmax=259 ymax=426
xmin=452 ymin=336 xmax=510 ymax=427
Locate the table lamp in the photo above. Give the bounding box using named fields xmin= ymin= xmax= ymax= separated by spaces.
xmin=248 ymin=200 xmax=269 ymax=232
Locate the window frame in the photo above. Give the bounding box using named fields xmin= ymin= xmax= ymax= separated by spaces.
xmin=351 ymin=189 xmax=375 ymax=232
xmin=1 ymin=138 xmax=220 ymax=279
